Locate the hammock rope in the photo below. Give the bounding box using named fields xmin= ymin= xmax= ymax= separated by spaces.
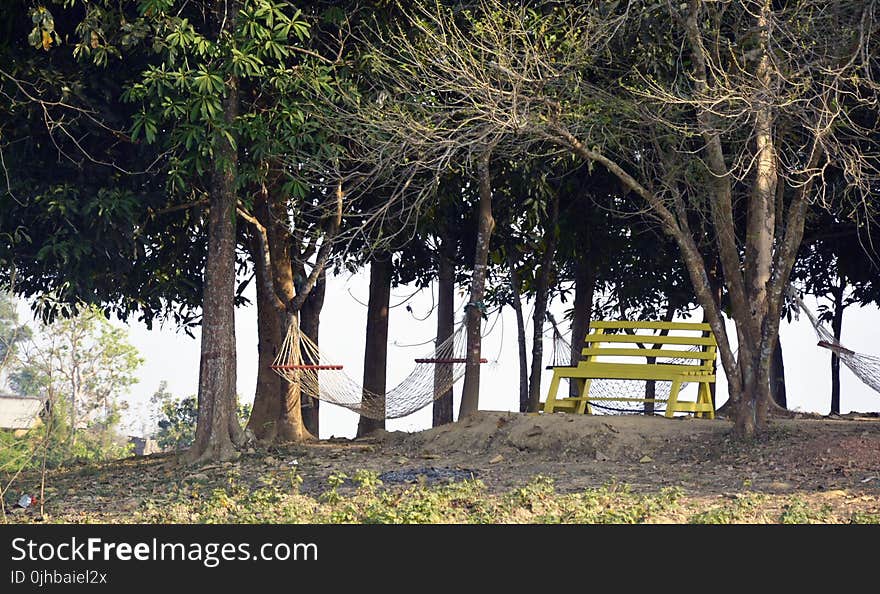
xmin=271 ymin=320 xmax=481 ymax=419
xmin=787 ymin=288 xmax=880 ymax=394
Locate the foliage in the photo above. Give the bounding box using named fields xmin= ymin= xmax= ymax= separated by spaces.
xmin=4 ymin=304 xmax=141 ymax=466
xmin=154 ymin=393 xmax=252 ymax=451
xmin=0 ymin=292 xmax=31 ymax=374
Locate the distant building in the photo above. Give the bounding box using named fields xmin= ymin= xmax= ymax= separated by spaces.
xmin=0 ymin=393 xmax=45 ymax=431
xmin=128 ymin=436 xmax=162 ymax=456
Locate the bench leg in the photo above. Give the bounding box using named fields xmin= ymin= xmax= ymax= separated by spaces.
xmin=696 ymin=381 xmax=715 ymax=419
xmin=665 ymin=379 xmax=683 ymax=418
xmin=544 ymin=373 xmax=562 ymax=413
xmin=575 ymin=379 xmax=593 ymax=415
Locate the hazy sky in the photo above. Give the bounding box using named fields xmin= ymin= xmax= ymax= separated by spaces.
xmin=108 ymin=267 xmax=880 ymax=439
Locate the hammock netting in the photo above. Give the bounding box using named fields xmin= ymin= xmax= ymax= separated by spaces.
xmin=271 ymin=322 xmax=474 ymax=419
xmin=788 ymin=289 xmax=880 ymax=394
xmin=547 ymin=325 xmax=704 ymax=414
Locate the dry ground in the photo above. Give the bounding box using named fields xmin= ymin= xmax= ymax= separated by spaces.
xmin=5 ymin=410 xmax=880 ymax=523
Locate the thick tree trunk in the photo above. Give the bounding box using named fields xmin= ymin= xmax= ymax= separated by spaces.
xmin=433 ymin=252 xmax=455 ymax=426
xmin=300 ymin=271 xmax=325 ymax=436
xmin=357 ymin=256 xmax=392 ymax=436
xmin=185 ymin=0 xmax=244 ymax=463
xmin=247 ymin=227 xmax=284 ymax=441
xmin=527 ymin=192 xmax=560 ymax=412
xmin=276 ymin=312 xmax=312 ymax=442
xmin=769 ymin=334 xmax=787 ymax=409
xmin=505 ymin=244 xmax=529 ymax=412
xmin=830 ymin=281 xmax=845 ymax=415
xmin=459 ymin=151 xmax=495 ymax=418
xmin=246 ymin=185 xmax=313 ymax=443
xmin=569 ymin=255 xmax=595 ymax=396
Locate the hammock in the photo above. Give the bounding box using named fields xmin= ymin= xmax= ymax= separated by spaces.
xmin=270 ymin=320 xmax=486 ymax=419
xmin=788 ymin=288 xmax=880 ymax=394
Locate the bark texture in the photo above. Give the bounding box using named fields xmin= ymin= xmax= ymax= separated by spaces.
xmin=433 ymin=252 xmax=456 ymax=426
xmin=357 ymin=256 xmax=392 ymax=436
xmin=459 ymin=151 xmax=495 ymax=418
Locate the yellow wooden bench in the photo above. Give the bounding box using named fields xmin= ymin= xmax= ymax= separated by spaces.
xmin=542 ymin=320 xmax=716 ymax=418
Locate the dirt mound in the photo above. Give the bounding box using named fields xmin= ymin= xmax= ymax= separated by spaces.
xmin=378 ymin=411 xmax=728 ymax=463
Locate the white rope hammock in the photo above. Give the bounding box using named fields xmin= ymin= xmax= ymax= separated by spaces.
xmin=270 ymin=320 xmax=484 ymax=419
xmin=788 ymin=288 xmax=880 ymax=394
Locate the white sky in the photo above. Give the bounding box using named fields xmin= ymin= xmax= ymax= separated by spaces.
xmin=104 ymin=268 xmax=880 ymax=439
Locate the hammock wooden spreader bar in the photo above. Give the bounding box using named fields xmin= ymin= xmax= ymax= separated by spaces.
xmin=270 ymin=364 xmax=344 ymax=370
xmin=816 ymin=341 xmax=855 ymax=356
xmin=789 ymin=287 xmax=880 ymax=395
xmin=271 ymin=320 xmax=478 ymax=419
xmin=414 ymin=358 xmax=488 ymax=364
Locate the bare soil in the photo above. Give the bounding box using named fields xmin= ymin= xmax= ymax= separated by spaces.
xmin=6 ymin=410 xmax=880 ymax=522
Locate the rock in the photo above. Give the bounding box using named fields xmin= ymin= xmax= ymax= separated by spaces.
xmin=396 ymin=457 xmax=409 ymax=465
xmin=264 ymin=456 xmax=278 ymax=465
xmin=489 ymin=454 xmax=504 ymax=464
xmin=639 ymin=455 xmax=653 ymax=463
xmin=595 ymin=451 xmax=609 ymax=462
xmin=188 ymin=473 xmax=209 ymax=482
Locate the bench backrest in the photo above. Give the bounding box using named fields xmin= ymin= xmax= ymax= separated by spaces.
xmin=580 ymin=320 xmax=717 ymax=370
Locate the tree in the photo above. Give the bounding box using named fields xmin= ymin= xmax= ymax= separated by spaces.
xmin=154 ymin=391 xmax=252 ymax=451
xmin=341 ymin=0 xmax=880 ymax=436
xmin=124 ymin=0 xmax=338 ymax=456
xmin=0 ymin=292 xmax=30 ymax=377
xmin=324 ymin=2 xmax=616 ymax=418
xmin=794 ymin=211 xmax=880 ymax=414
xmin=10 ymin=304 xmax=141 ymax=462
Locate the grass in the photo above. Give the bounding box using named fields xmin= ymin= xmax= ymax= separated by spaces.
xmin=0 ymin=470 xmax=853 ymax=525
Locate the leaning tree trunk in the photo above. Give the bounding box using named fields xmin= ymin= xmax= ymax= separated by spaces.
xmin=569 ymin=254 xmax=595 ymax=396
xmin=300 ymin=270 xmax=325 ymax=436
xmin=459 ymin=151 xmax=495 ymax=418
xmin=433 ymin=250 xmax=456 ymax=426
xmin=527 ymin=191 xmax=560 ymax=412
xmin=830 ymin=280 xmax=845 ymax=415
xmin=186 ymin=13 xmax=244 ymax=462
xmin=505 ymin=244 xmax=529 ymax=412
xmin=357 ymin=256 xmax=392 ymax=436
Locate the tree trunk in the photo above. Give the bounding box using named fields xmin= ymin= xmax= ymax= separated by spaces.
xmin=505 ymin=244 xmax=529 ymax=412
xmin=247 ymin=225 xmax=284 ymax=441
xmin=433 ymin=251 xmax=455 ymax=426
xmin=527 ymin=191 xmax=560 ymax=412
xmin=569 ymin=255 xmax=595 ymax=396
xmin=300 ymin=270 xmax=325 ymax=436
xmin=644 ymin=306 xmax=676 ymax=414
xmin=830 ymin=280 xmax=845 ymax=415
xmin=459 ymin=151 xmax=495 ymax=418
xmin=357 ymin=256 xmax=392 ymax=436
xmin=186 ymin=27 xmax=243 ymax=461
xmin=245 ymin=185 xmax=313 ymax=443
xmin=705 ymin=260 xmax=723 ymax=410
xmin=769 ymin=334 xmax=787 ymax=409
